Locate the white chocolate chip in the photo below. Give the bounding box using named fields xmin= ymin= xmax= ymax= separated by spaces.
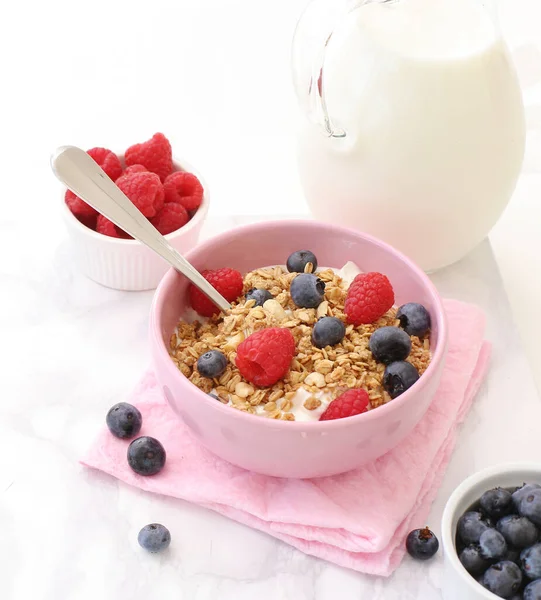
xmin=235 ymin=382 xmax=255 ymax=398
xmin=224 ymin=331 xmax=245 ymax=353
xmin=263 ymin=299 xmax=287 ymax=322
xmin=304 ymin=372 xmax=326 ymax=388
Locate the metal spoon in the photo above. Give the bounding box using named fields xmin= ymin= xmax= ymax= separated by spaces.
xmin=51 ymin=145 xmax=231 ymax=312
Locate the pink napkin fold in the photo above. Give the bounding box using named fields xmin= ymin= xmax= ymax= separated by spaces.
xmin=82 ymin=299 xmax=490 ymax=576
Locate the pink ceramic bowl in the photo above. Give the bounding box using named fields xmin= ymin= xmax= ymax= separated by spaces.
xmin=150 ymin=220 xmax=448 ymax=478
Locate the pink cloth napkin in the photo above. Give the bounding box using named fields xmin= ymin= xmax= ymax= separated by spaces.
xmin=82 ymin=299 xmax=490 ymax=576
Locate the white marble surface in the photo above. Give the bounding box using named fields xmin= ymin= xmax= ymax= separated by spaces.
xmin=3 ymin=0 xmax=541 ymax=382
xmin=1 ymin=214 xmax=540 ymax=600
xmin=2 ymin=0 xmax=541 ymax=596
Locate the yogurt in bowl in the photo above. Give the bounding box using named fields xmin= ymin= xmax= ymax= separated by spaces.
xmin=169 ymin=261 xmax=432 ymax=423
xmin=150 ymin=219 xmax=447 ymax=478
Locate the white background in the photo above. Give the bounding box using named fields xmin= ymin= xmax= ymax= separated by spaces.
xmin=0 ymin=1 xmax=541 ymax=598
xmin=1 ymin=0 xmax=541 ymax=391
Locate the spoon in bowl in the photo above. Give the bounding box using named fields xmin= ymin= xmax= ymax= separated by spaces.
xmin=51 ymin=145 xmax=231 ymax=313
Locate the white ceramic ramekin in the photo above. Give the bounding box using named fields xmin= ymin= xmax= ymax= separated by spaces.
xmin=442 ymin=463 xmax=541 ymax=600
xmin=61 ymin=157 xmax=209 ymax=291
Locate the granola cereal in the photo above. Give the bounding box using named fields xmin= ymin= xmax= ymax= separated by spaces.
xmin=169 ymin=262 xmax=431 ymax=421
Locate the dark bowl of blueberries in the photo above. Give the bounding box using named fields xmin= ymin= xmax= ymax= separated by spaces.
xmin=442 ymin=464 xmax=541 ymax=600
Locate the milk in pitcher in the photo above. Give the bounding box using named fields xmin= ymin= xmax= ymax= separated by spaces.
xmin=297 ymin=0 xmax=525 ymax=271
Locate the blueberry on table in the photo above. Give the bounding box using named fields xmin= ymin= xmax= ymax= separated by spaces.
xmin=127 ymin=436 xmax=166 ymax=476
xmin=369 ymin=326 xmax=411 ymax=365
xmin=498 ymin=515 xmax=539 ymax=550
xmin=396 ymin=303 xmax=431 ymax=337
xmin=521 ymin=543 xmax=541 ymax=580
xmin=290 ymin=273 xmax=326 ymax=309
xmin=245 ymin=288 xmax=273 ymax=307
xmin=106 ymin=402 xmax=142 ymax=439
xmin=482 ymin=561 xmax=522 ymax=598
xmin=383 ymin=361 xmax=420 ymax=399
xmin=197 ymin=350 xmax=228 ymax=379
xmin=138 ymin=524 xmax=171 ymax=553
xmin=286 ymin=250 xmax=318 ymax=274
xmin=406 ymin=527 xmax=439 ymax=560
xmin=480 ymin=528 xmax=508 ymax=561
xmin=459 ymin=544 xmax=491 ymax=576
xmin=525 ymin=579 xmax=541 ymax=600
xmin=458 ymin=511 xmax=491 ymax=546
xmin=312 ymin=317 xmax=346 ymax=348
xmin=513 ymin=484 xmax=541 ymax=509
xmin=480 ymin=488 xmax=514 ymax=520
xmin=519 ymin=490 xmax=541 ymax=526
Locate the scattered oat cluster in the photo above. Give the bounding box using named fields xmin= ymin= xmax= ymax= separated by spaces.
xmin=169 ymin=263 xmax=431 ymax=421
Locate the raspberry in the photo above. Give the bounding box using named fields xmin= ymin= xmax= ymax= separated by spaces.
xmin=344 ymin=272 xmax=395 ymax=325
xmin=65 ymin=188 xmax=98 ymax=220
xmin=75 ymin=213 xmax=98 ymax=230
xmin=319 ymin=389 xmax=370 ymax=421
xmin=120 ymin=164 xmax=147 ymax=178
xmin=189 ymin=268 xmax=244 ymax=317
xmin=125 ymin=133 xmax=173 ymax=182
xmin=96 ymin=215 xmax=131 ymax=239
xmin=236 ymin=328 xmax=296 ymax=387
xmin=163 ymin=171 xmax=204 ymax=211
xmin=116 ymin=172 xmax=164 ymax=218
xmin=151 ymin=203 xmax=189 ymax=235
xmin=87 ymin=147 xmax=123 ymax=181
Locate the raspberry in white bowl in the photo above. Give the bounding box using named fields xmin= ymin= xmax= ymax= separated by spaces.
xmin=60 ymin=133 xmax=209 ymax=291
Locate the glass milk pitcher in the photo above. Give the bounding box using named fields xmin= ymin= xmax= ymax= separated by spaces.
xmin=292 ymin=0 xmax=525 ymax=271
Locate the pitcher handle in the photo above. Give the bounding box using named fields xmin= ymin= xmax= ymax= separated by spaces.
xmin=292 ymin=0 xmax=396 ymax=139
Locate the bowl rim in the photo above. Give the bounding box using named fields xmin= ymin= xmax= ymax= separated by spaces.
xmin=61 ymin=155 xmax=210 ymax=245
xmin=441 ymin=462 xmax=541 ymax=599
xmin=150 ymin=218 xmax=448 ymax=430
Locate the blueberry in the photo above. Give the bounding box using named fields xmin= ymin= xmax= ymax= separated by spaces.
xmin=525 ymin=579 xmax=541 ymax=600
xmin=106 ymin=402 xmax=142 ymax=439
xmin=369 ymin=327 xmax=411 ymax=364
xmin=459 ymin=544 xmax=491 ymax=576
xmin=514 ymin=484 xmax=541 ymax=510
xmin=480 ymin=528 xmax=508 ymax=561
xmin=521 ymin=544 xmax=541 ymax=580
xmin=312 ymin=317 xmax=346 ymax=348
xmin=458 ymin=511 xmax=491 ymax=545
xmin=286 ymin=250 xmax=318 ymax=274
xmin=290 ymin=273 xmax=326 ymax=308
xmin=197 ymin=350 xmax=228 ymax=379
xmin=510 ymin=595 xmax=524 ymax=600
xmin=396 ymin=303 xmax=431 ymax=337
xmin=505 ymin=547 xmax=522 ymax=566
xmin=519 ymin=490 xmax=541 ymax=527
xmin=482 ymin=561 xmax=522 ymax=598
xmin=405 ymin=527 xmax=439 ymax=560
xmin=480 ymin=488 xmax=514 ymax=520
xmin=383 ymin=361 xmax=420 ymax=399
xmin=498 ymin=515 xmax=539 ymax=550
xmin=245 ymin=288 xmax=273 ymax=307
xmin=127 ymin=436 xmax=166 ymax=476
xmin=138 ymin=523 xmax=171 ymax=553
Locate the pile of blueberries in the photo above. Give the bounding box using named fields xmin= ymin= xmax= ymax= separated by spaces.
xmin=106 ymin=402 xmax=170 ymax=553
xmin=457 ymin=483 xmax=541 ymax=599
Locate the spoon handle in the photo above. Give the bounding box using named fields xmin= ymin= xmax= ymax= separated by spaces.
xmin=51 ymin=145 xmax=231 ymax=313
